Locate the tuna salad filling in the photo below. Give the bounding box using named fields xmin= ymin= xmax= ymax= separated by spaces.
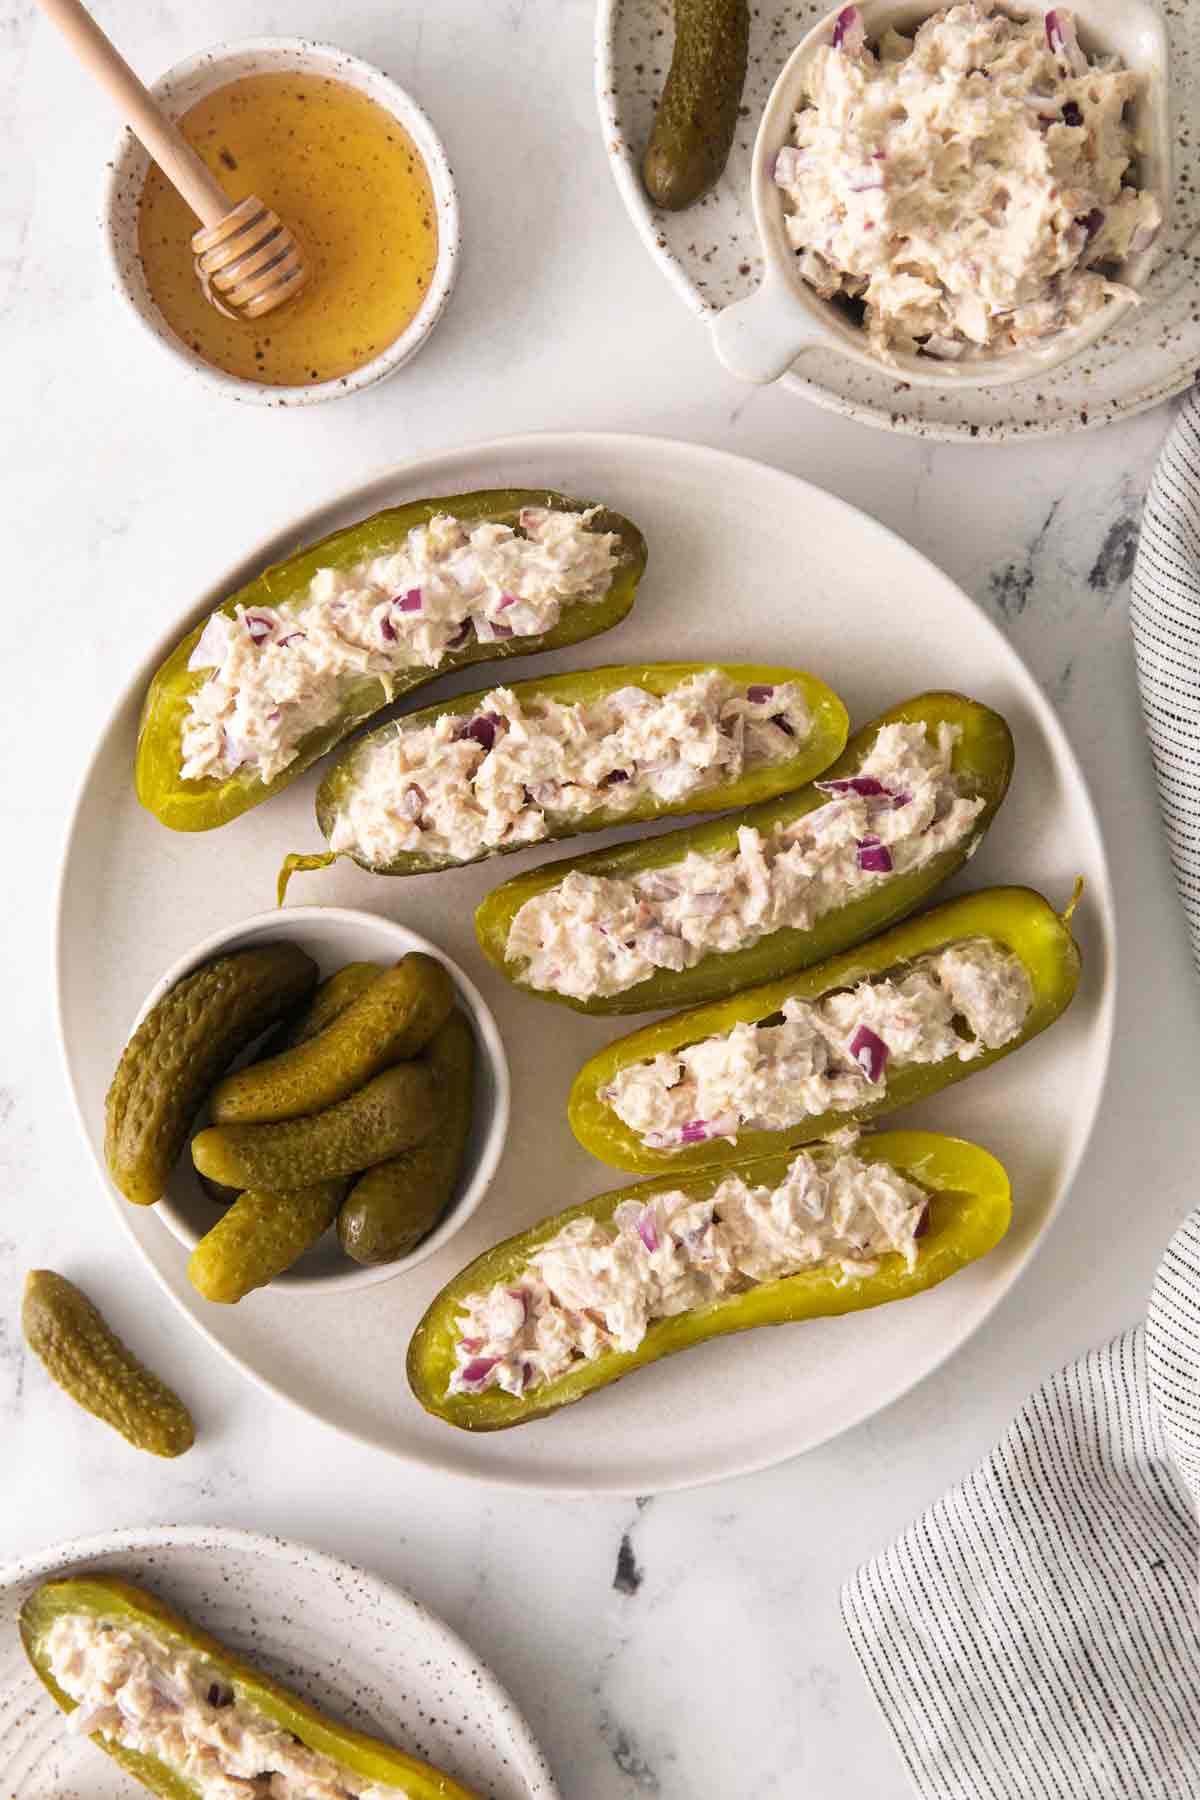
xmin=505 ymin=718 xmax=981 ymax=1000
xmin=45 ymin=1612 xmax=407 ymax=1800
xmin=449 ymin=1140 xmax=929 ymax=1397
xmin=180 ymin=506 xmax=620 ymax=785
xmin=602 ymin=937 xmax=1032 ymax=1149
xmin=325 ymin=671 xmax=812 ymax=867
xmin=775 ymin=2 xmax=1162 ymax=360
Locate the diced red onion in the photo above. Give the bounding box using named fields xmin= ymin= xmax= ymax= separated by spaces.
xmin=857 ymin=836 xmax=893 ymax=873
xmin=463 ymin=711 xmax=504 ymax=751
xmin=461 ymin=1356 xmax=499 ymax=1385
xmin=848 ymin=168 xmax=885 ymax=193
xmin=816 ymin=775 xmax=887 ymax=798
xmin=448 ymin=621 xmax=472 ymax=648
xmin=603 ymin=768 xmax=631 ymax=785
xmin=402 ymin=783 xmax=426 ymax=821
xmin=1078 ymin=208 xmax=1105 ymax=242
xmin=460 ymin=1337 xmax=484 ymax=1353
xmin=832 ymin=6 xmax=864 ymax=52
xmin=396 ymin=587 xmax=423 ymax=612
xmin=772 ymin=148 xmax=803 ymax=188
xmin=519 ymin=507 xmax=547 ymax=533
xmin=637 ymin=1208 xmax=660 ymax=1253
xmin=521 ymin=1361 xmax=534 ymax=1390
xmin=507 ymin=1286 xmax=530 ymax=1321
xmin=680 ymin=1119 xmax=709 ymax=1144
xmin=1045 ymin=9 xmax=1084 ymax=69
xmin=498 ymin=592 xmax=518 ymax=610
xmin=771 ymin=713 xmax=796 ymax=737
xmin=1062 ymin=99 xmax=1083 ymax=127
xmin=244 ymin=613 xmax=274 ymax=643
xmin=379 ymin=613 xmax=396 ymax=642
xmin=849 ymin=1025 xmax=889 ymax=1083
xmin=746 ymin=684 xmax=775 ymax=703
xmin=266 ymin=708 xmax=282 ymax=723
xmin=489 ymin=622 xmax=515 ymax=638
xmin=276 ymin=630 xmax=306 ymax=647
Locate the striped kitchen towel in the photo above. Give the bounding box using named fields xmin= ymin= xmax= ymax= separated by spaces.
xmin=843 ymin=389 xmax=1200 ymax=1800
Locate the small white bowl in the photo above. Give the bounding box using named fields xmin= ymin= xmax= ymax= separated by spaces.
xmin=129 ymin=907 xmax=510 ymax=1295
xmin=102 ymin=37 xmax=461 ymax=406
xmin=712 ymin=0 xmax=1170 ymax=388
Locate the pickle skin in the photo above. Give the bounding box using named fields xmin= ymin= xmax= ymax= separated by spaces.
xmin=475 ymin=692 xmax=1014 ymax=1015
xmin=20 ymin=1576 xmax=484 ymax=1800
xmin=267 ymin=961 xmax=384 ymax=1053
xmin=407 ymin=1131 xmax=1011 ymax=1431
xmin=104 ymin=943 xmax=317 ymax=1206
xmin=210 ymin=954 xmax=454 ymax=1124
xmin=22 ymin=1270 xmax=194 ymax=1457
xmin=136 ymin=490 xmax=648 ymax=834
xmin=339 ymin=1010 xmax=476 ymax=1265
xmin=569 ymin=885 xmax=1082 ymax=1175
xmin=193 ymin=1063 xmax=437 ymax=1188
xmin=643 ymin=0 xmax=750 ymax=210
xmin=189 ymin=1180 xmax=347 ymax=1302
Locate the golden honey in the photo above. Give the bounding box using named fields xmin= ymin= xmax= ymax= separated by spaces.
xmin=138 ymin=72 xmax=438 ymax=387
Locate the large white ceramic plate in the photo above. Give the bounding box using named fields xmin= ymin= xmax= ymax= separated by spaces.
xmin=56 ymin=433 xmax=1114 ymax=1492
xmin=596 ymin=0 xmax=1200 ymax=441
xmin=0 ymin=1525 xmax=558 ymax=1797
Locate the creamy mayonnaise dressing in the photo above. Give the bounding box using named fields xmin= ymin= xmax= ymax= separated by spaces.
xmin=602 ymin=938 xmax=1032 ymax=1149
xmin=180 ymin=506 xmax=620 ymax=784
xmin=775 ymin=2 xmax=1161 ymax=360
xmin=46 ymin=1613 xmax=407 ymax=1800
xmin=449 ymin=1141 xmax=928 ymax=1397
xmin=325 ymin=671 xmax=811 ymax=867
xmin=506 ymin=718 xmax=981 ymax=1000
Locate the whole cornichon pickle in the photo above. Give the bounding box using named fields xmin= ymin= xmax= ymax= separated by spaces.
xmin=407 ymin=1132 xmax=1010 ymax=1430
xmin=188 ymin=1180 xmax=347 ymax=1302
xmin=136 ymin=491 xmax=647 ymax=833
xmin=476 ymin=692 xmax=1013 ymax=1015
xmin=568 ymin=885 xmax=1082 ymax=1175
xmin=192 ymin=1063 xmax=436 ymax=1189
xmin=643 ymin=0 xmax=750 ymax=209
xmin=339 ymin=1010 xmax=476 ymax=1265
xmin=22 ymin=1270 xmax=194 ymax=1457
xmin=20 ymin=1576 xmax=483 ymax=1800
xmin=210 ymin=954 xmax=454 ymax=1124
xmin=277 ymin=661 xmax=849 ymax=896
xmin=105 ymin=944 xmax=317 ymax=1207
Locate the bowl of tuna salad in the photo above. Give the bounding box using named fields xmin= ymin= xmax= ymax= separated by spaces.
xmin=711 ymin=0 xmax=1169 ymax=387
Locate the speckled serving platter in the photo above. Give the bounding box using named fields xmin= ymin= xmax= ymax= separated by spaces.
xmin=0 ymin=1526 xmax=559 ymax=1799
xmin=596 ymin=0 xmax=1200 ymax=440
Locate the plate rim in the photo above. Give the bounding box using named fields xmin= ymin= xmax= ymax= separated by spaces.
xmin=52 ymin=427 xmax=1117 ymax=1493
xmin=0 ymin=1521 xmax=560 ymax=1798
xmin=593 ymin=0 xmax=1197 ymax=442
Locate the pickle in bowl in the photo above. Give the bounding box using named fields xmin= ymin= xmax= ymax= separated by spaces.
xmin=137 ymin=489 xmax=647 ymax=832
xmin=569 ymin=885 xmax=1081 ymax=1175
xmin=408 ymin=1130 xmax=1010 ymax=1430
xmin=277 ymin=660 xmax=849 ymax=896
xmin=477 ymin=690 xmax=1012 ymax=1014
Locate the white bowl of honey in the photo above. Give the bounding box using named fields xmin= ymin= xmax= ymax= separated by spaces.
xmin=102 ymin=38 xmax=460 ymax=403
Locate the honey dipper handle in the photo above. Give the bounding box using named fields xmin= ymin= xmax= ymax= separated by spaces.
xmin=35 ymin=0 xmax=233 ymax=228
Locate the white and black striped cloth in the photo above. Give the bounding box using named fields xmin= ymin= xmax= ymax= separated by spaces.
xmin=842 ymin=389 xmax=1200 ymax=1800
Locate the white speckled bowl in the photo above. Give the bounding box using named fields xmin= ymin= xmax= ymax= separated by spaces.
xmin=102 ymin=38 xmax=461 ymax=406
xmin=0 ymin=1527 xmax=559 ymax=1799
xmin=129 ymin=907 xmax=510 ymax=1295
xmin=712 ymin=0 xmax=1171 ymax=387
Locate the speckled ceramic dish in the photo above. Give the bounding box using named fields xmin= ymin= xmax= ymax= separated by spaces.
xmin=130 ymin=907 xmax=510 ymax=1296
xmin=103 ymin=38 xmax=461 ymax=407
xmin=597 ymin=0 xmax=1200 ymax=439
xmin=0 ymin=1526 xmax=559 ymax=1798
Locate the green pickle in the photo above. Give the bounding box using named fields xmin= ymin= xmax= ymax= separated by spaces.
xmin=137 ymin=490 xmax=647 ymax=833
xmin=22 ymin=1271 xmax=194 ymax=1457
xmin=105 ymin=944 xmax=317 ymax=1207
xmin=277 ymin=661 xmax=849 ymax=896
xmin=569 ymin=885 xmax=1082 ymax=1174
xmin=268 ymin=960 xmax=384 ymax=1052
xmin=189 ymin=1180 xmax=347 ymax=1302
xmin=339 ymin=1010 xmax=476 ymax=1265
xmin=407 ymin=1131 xmax=1011 ymax=1430
xmin=476 ymin=692 xmax=1013 ymax=1014
xmin=211 ymin=954 xmax=453 ymax=1123
xmin=192 ymin=1063 xmax=436 ymax=1189
xmin=20 ymin=1576 xmax=482 ymax=1800
xmin=643 ymin=0 xmax=750 ymax=209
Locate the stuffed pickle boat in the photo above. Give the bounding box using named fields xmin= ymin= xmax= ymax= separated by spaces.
xmin=476 ymin=690 xmax=1012 ymax=1014
xmin=407 ymin=1130 xmax=1011 ymax=1430
xmin=277 ymin=662 xmax=848 ymax=891
xmin=21 ymin=1575 xmax=479 ymax=1799
xmin=569 ymin=885 xmax=1081 ymax=1174
xmin=137 ymin=489 xmax=647 ymax=832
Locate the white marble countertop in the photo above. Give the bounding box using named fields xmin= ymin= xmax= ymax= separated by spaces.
xmin=3 ymin=1 xmax=1199 ymax=1794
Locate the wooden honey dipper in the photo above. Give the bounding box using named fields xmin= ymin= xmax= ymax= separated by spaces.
xmin=37 ymin=0 xmax=309 ymax=321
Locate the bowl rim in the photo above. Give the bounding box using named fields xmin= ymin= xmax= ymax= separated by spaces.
xmin=100 ymin=35 xmax=461 ymax=407
xmin=738 ymin=0 xmax=1171 ymax=388
xmin=132 ymin=904 xmax=511 ymax=1295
